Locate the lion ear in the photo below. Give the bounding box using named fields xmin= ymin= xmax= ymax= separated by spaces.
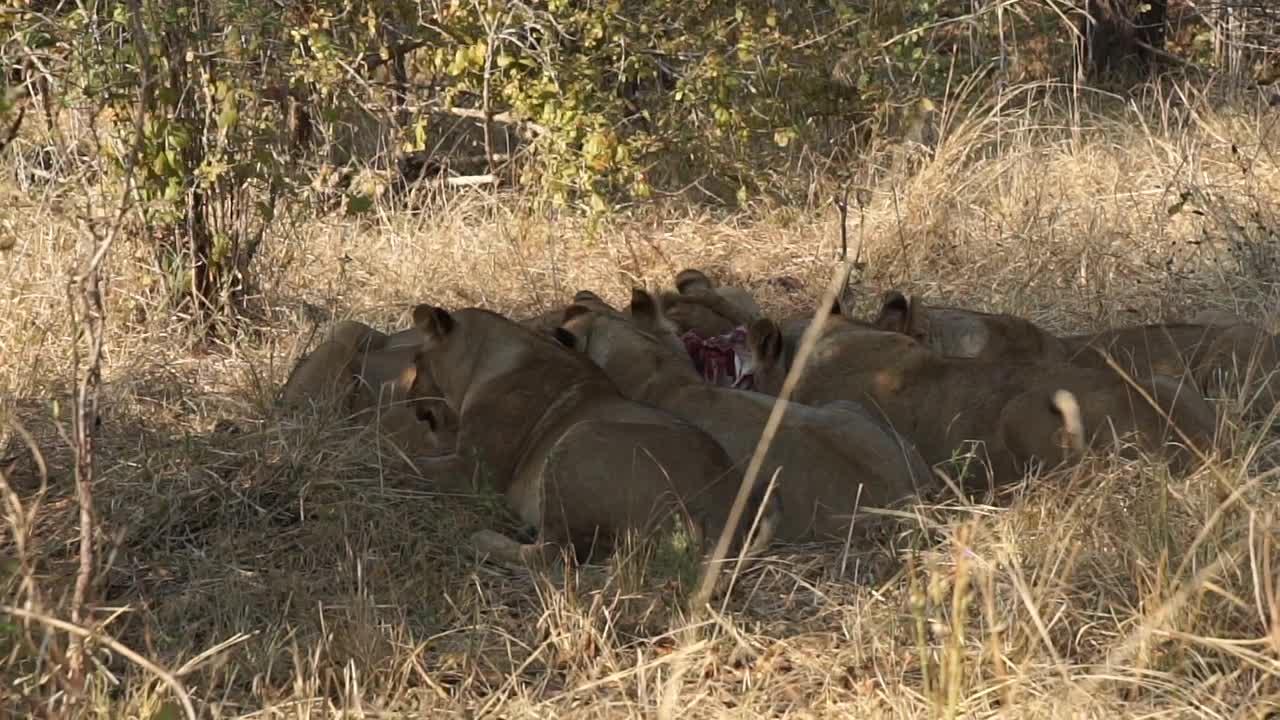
xmin=747 ymin=318 xmax=784 ymax=368
xmin=417 ymin=403 xmax=438 ymax=430
xmin=873 ymin=291 xmax=910 ymax=334
xmin=552 ymin=327 xmax=580 ymax=349
xmin=562 ymin=304 xmax=593 ymax=324
xmin=904 ymin=295 xmax=930 ymax=341
xmin=628 ymin=288 xmax=663 ymax=330
xmin=412 ymin=304 xmax=455 ymax=339
xmin=675 ymin=269 xmax=713 ymax=294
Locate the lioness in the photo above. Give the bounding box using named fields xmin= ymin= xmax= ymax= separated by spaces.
xmin=873 ymin=291 xmax=1071 ymax=364
xmin=280 ymin=320 xmax=459 ymax=456
xmin=408 ymin=304 xmax=779 ymax=567
xmin=280 ymin=320 xmax=387 ymax=407
xmin=748 ymin=315 xmax=1218 ymax=490
xmin=876 ymin=292 xmax=1280 ymax=419
xmin=1190 ymin=322 xmax=1280 ymax=417
xmin=519 ymin=291 xmax=619 ymax=335
xmin=662 ymin=269 xmax=763 ymax=339
xmin=558 ymin=289 xmax=936 ymax=542
xmin=1192 ymin=309 xmax=1249 ymax=327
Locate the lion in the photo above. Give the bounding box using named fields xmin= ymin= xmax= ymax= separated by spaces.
xmin=518 ymin=290 xmax=619 ymax=335
xmin=279 ymin=320 xmax=459 ymax=456
xmin=408 ymin=303 xmax=780 ymax=569
xmin=279 ymin=320 xmax=387 ymax=407
xmin=345 ymin=344 xmax=459 ymax=456
xmin=873 ymin=291 xmax=1071 ymax=364
xmin=1064 ymin=321 xmax=1280 ymax=418
xmin=661 ymin=269 xmax=763 ymax=339
xmin=1192 ymin=309 xmax=1249 ymax=327
xmin=875 ymin=292 xmax=1280 ymax=419
xmin=1190 ymin=322 xmax=1280 ymax=418
xmin=557 ymin=289 xmax=937 ymax=542
xmin=748 ymin=315 xmax=1218 ymax=491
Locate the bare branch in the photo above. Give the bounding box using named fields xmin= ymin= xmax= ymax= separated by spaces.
xmin=430 ymin=104 xmax=550 ymax=137
xmin=445 ymin=173 xmax=499 ymax=187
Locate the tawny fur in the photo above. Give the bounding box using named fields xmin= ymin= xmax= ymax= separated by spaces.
xmin=559 ymin=289 xmax=937 ymax=542
xmin=748 ymin=314 xmax=1218 ymax=491
xmin=662 ymin=268 xmax=763 ymax=339
xmin=518 ymin=291 xmax=619 ymax=335
xmin=409 ymin=304 xmax=780 ymax=567
xmin=279 ymin=320 xmax=458 ymax=457
xmin=873 ymin=291 xmax=1280 ymax=421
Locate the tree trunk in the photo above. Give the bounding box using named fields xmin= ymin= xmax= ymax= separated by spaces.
xmin=1078 ymin=0 xmax=1168 ymax=80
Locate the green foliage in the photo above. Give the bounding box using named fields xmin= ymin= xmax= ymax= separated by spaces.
xmin=151 ymin=703 xmax=183 ymax=720
xmin=1 ymin=0 xmax=1092 ymax=317
xmin=644 ymin=517 xmax=703 ymax=596
xmin=345 ymin=193 xmax=375 ymax=216
xmin=24 ymin=0 xmax=301 ymax=319
xmin=421 ymin=2 xmax=858 ymax=207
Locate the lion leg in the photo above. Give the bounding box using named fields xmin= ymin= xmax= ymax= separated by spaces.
xmin=410 ymin=453 xmax=479 ymax=492
xmin=470 ymin=529 xmax=561 ymax=571
xmin=469 ymin=529 xmax=526 ymax=564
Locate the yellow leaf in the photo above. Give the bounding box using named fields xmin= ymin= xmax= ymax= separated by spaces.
xmin=217 ymin=92 xmax=239 ymax=131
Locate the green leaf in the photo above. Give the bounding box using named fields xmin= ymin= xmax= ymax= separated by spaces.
xmin=217 ymin=92 xmax=239 ymax=131
xmin=163 ymin=177 xmax=182 ymax=202
xmin=448 ymin=48 xmax=468 ymax=75
xmin=224 ymin=27 xmax=242 ymax=57
xmin=151 ymin=701 xmax=183 ymax=720
xmin=414 ymin=120 xmax=429 ymax=150
xmin=469 ymin=41 xmax=487 ymax=66
xmin=156 ymin=85 xmax=179 ymax=107
xmin=164 ymin=149 xmax=181 ymax=174
xmin=346 ymin=194 xmax=374 ymax=215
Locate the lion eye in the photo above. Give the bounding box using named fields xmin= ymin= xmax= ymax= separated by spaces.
xmin=416 ymin=403 xmax=438 ymax=430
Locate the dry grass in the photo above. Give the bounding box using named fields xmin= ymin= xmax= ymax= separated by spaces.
xmin=3 ymin=80 xmax=1280 ymax=718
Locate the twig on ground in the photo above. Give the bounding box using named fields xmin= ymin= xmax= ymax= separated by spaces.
xmin=0 ymin=606 xmax=199 ymax=720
